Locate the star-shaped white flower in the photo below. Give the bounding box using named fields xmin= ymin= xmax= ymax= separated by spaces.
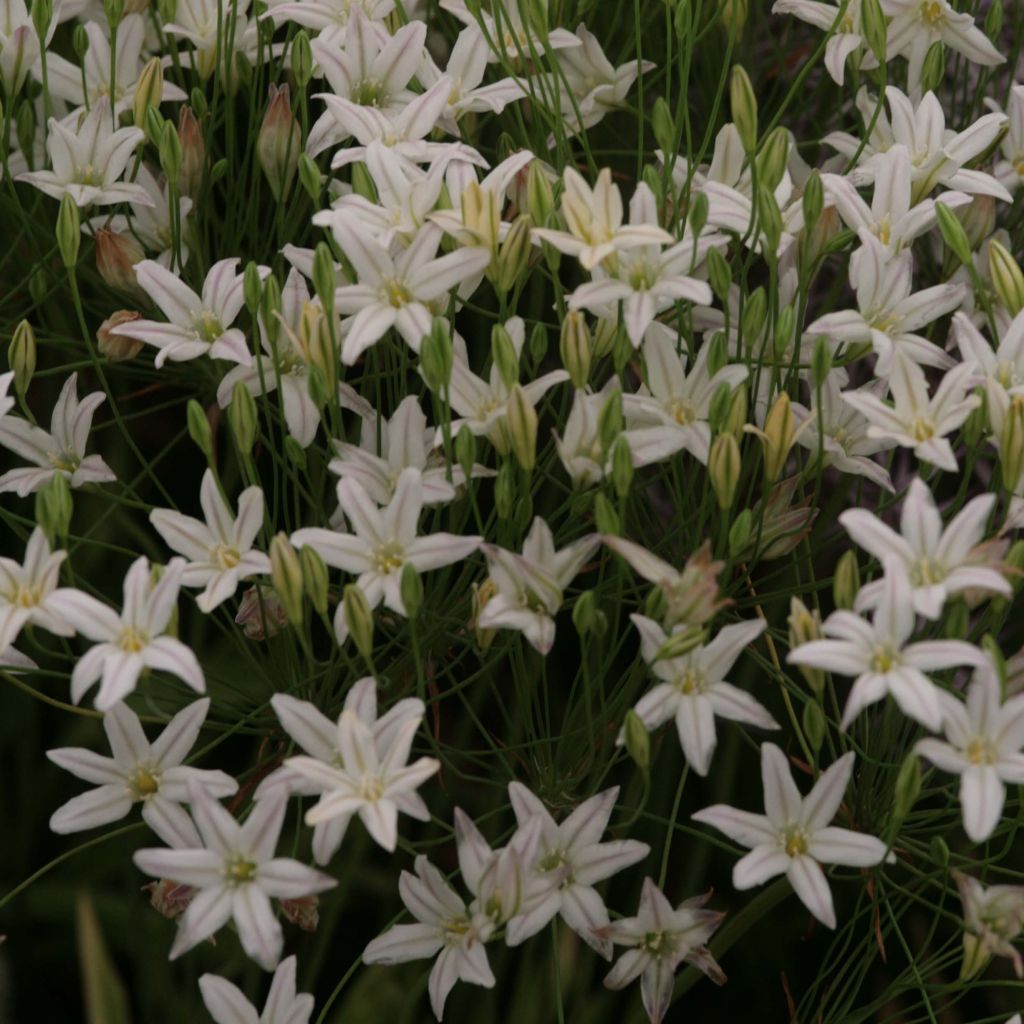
xmin=693 ymin=744 xmax=890 ymax=929
xmin=134 ymin=786 xmax=336 ymax=970
xmin=504 ymin=784 xmax=649 ymax=957
xmin=916 ymin=656 xmax=1024 ymax=843
xmin=772 ymin=0 xmax=879 ymax=86
xmin=954 ymin=869 xmax=1024 ymax=978
xmin=150 ymin=469 xmax=271 ymax=613
xmin=112 ymin=258 xmax=267 ymax=367
xmin=0 ymin=372 xmax=116 ymax=496
xmin=200 ymin=955 xmax=314 ymax=1024
xmin=600 ymin=878 xmax=725 ymax=1024
xmin=285 ymin=705 xmax=439 ymax=852
xmin=292 ymin=467 xmax=480 ymax=643
xmin=840 ymin=477 xmax=1009 ymax=619
xmin=47 ymin=698 xmax=235 ymax=846
xmin=478 ymin=518 xmax=599 ymax=655
xmin=0 ymin=526 xmax=71 ymax=652
xmin=623 ymin=615 xmax=779 ymax=776
xmin=787 ymin=558 xmax=987 ymax=730
xmin=259 ymin=676 xmax=427 ymax=864
xmin=48 ymin=556 xmax=204 ymax=710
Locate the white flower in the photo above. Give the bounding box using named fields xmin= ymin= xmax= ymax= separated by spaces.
xmin=881 ymin=0 xmax=1003 ymax=91
xmin=0 ymin=373 xmax=116 ymax=496
xmin=327 ymin=219 xmax=490 ymax=364
xmin=285 ymin=705 xmax=439 ymax=853
xmin=915 ymin=657 xmax=1024 ymax=843
xmin=693 ymin=744 xmax=890 ymax=929
xmin=260 ymin=677 xmax=428 ymax=863
xmin=954 ymin=870 xmax=1024 ymax=978
xmin=265 ymin=0 xmax=395 ymax=36
xmin=772 ymin=0 xmax=878 ymax=86
xmin=0 ymin=369 xmax=13 ymax=420
xmin=993 ymin=84 xmax=1024 ymax=192
xmin=622 ymin=328 xmax=748 ymax=464
xmin=362 ymin=854 xmax=496 ymax=1021
xmin=787 ymin=558 xmax=987 ymax=730
xmin=953 ymin=308 xmax=1024 ymax=399
xmin=17 ymin=99 xmax=151 ymax=207
xmin=330 ymin=395 xmax=492 ymax=507
xmin=47 ymin=698 xmax=235 ymax=846
xmin=806 ymin=231 xmax=963 ymax=374
xmin=47 ymin=556 xmax=204 ymax=710
xmin=440 ymin=0 xmax=582 ymax=61
xmin=840 ymin=352 xmax=980 ymax=473
xmin=504 ymin=784 xmax=649 ymax=957
xmin=839 ymin=477 xmax=1009 ymax=619
xmin=199 ymin=956 xmax=314 ymax=1024
xmin=623 ymin=615 xmax=779 ymax=776
xmin=133 ymin=786 xmax=336 ymax=970
xmin=478 ymin=518 xmax=599 ymax=655
xmin=292 ymin=468 xmax=480 ymax=642
xmin=113 ymin=258 xmax=267 ymax=367
xmin=166 ymin=0 xmax=259 ymax=79
xmin=533 ymin=168 xmax=673 ymax=271
xmin=601 ymin=878 xmax=725 ymax=1024
xmin=0 ymin=0 xmax=45 ymax=97
xmin=150 ymin=470 xmax=271 ymax=613
xmin=791 ymin=373 xmax=896 ymax=492
xmin=0 ymin=527 xmax=71 ymax=652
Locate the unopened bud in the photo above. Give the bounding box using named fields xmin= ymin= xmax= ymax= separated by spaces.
xmin=57 ymin=194 xmax=80 ymax=267
xmin=598 ymin=388 xmax=623 ymax=453
xmin=729 ymin=66 xmax=757 ymax=152
xmin=893 ymin=753 xmax=921 ymax=823
xmin=228 ymin=380 xmax=258 ymax=455
xmin=708 ymin=433 xmax=740 ymax=509
xmin=491 ymin=323 xmax=520 ymax=390
xmin=98 ymin=310 xmax=145 ymax=361
xmin=291 ymin=30 xmax=312 ymax=87
xmin=689 ymin=190 xmax=709 ymax=239
xmin=860 ymin=0 xmax=887 ymax=63
xmin=526 ymin=160 xmax=554 ymax=227
xmin=706 ymin=246 xmax=731 ymax=303
xmin=186 ymin=399 xmax=213 ymax=459
xmin=35 ymin=473 xmax=73 ymax=541
xmin=652 ymin=97 xmax=675 ymax=156
xmin=757 ymin=127 xmax=789 ymax=192
xmin=506 ymin=384 xmax=537 ymax=471
xmin=622 ymin=710 xmax=650 ymax=773
xmin=312 ymin=242 xmax=336 ymax=316
xmin=177 ymin=106 xmax=205 ymax=197
xmin=936 ymin=202 xmax=973 ymax=267
xmin=610 ymin=435 xmax=633 ymax=499
xmin=421 ymin=318 xmax=454 ymax=392
xmin=758 ymin=392 xmax=795 ymax=481
xmin=400 ymin=562 xmax=423 ymax=619
xmin=243 ymin=262 xmax=263 ymax=315
xmin=343 ymin=584 xmax=375 ymax=659
xmin=740 ymin=288 xmax=766 ymax=351
xmin=133 ymin=58 xmax=163 ymax=133
xmin=955 ymin=195 xmax=995 ymax=252
xmin=725 ymin=384 xmax=748 ymax=440
xmin=757 ymin=184 xmax=783 ymax=255
xmin=788 ymin=597 xmax=824 ymax=694
xmin=8 ymin=319 xmax=35 ymax=396
xmin=920 ymin=40 xmax=946 ymax=95
xmin=497 ymin=215 xmax=531 ymax=294
xmin=455 ymin=424 xmax=477 ymax=484
xmin=833 ymin=549 xmax=860 ymax=609
xmin=494 ymin=461 xmax=516 ymax=519
xmin=572 ymin=590 xmax=597 ymax=637
xmin=811 ymin=336 xmax=832 ymax=388
xmin=95 ymin=228 xmax=146 ymax=299
xmin=802 ymin=169 xmax=823 ymax=234
xmin=270 ymin=533 xmax=304 ymax=626
xmin=728 ymin=508 xmax=752 ymax=557
xmin=801 ymin=700 xmax=826 ymax=754
xmin=560 ymin=310 xmax=592 ymax=389
xmin=989 ymin=239 xmax=1024 ymax=316
xmin=299 ymin=546 xmax=329 ymax=616
xmin=298 ymin=154 xmax=321 ymax=202
xmin=1000 ymin=394 xmax=1024 ymax=490
xmin=593 ymin=492 xmax=620 ymax=535
xmin=656 ymin=625 xmax=707 ymax=661
xmin=985 ymin=0 xmax=1003 ymax=40
xmin=160 ymin=120 xmax=182 ymax=184
xmin=258 ymin=84 xmax=301 ymax=204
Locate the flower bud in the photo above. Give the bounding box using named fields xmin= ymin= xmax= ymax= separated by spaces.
xmin=95 ymin=228 xmax=146 ymax=299
xmin=455 ymin=424 xmax=477 ymax=484
xmin=707 ymin=381 xmax=732 ymax=435
xmin=802 ymin=169 xmax=823 ymax=233
xmin=860 ymin=0 xmax=887 ymax=63
xmin=1000 ymin=394 xmax=1024 ymax=490
xmin=655 ymin=625 xmax=707 ymax=661
xmin=706 ymin=246 xmax=731 ymax=303
xmin=491 ymin=323 xmax=520 ymax=390
xmin=496 ymin=214 xmax=532 ymax=294
xmin=284 ymin=435 xmax=307 ymax=468
xmin=892 ymin=753 xmax=921 ymax=824
xmin=243 ymin=262 xmax=263 ymax=316
xmin=920 ymin=40 xmax=945 ymax=95
xmin=810 ymin=336 xmax=832 ymax=389
xmin=235 ymin=585 xmax=288 ymax=640
xmin=652 ymin=97 xmax=675 ymax=157
xmin=757 ymin=184 xmax=783 ymax=255
xmin=35 ymin=472 xmax=73 ymax=541
xmin=774 ymin=305 xmax=795 ymax=361
xmin=622 ymin=710 xmax=650 ymax=774
xmin=833 ymin=549 xmax=860 ymax=609
xmin=610 ymin=434 xmax=633 ymax=499
xmin=758 ymin=392 xmax=795 ymax=482
xmin=728 ymin=508 xmax=752 ymax=557
xmin=788 ymin=597 xmax=824 ymax=695
xmin=30 ymin=0 xmax=51 ymax=41
xmin=494 ymin=461 xmax=516 ymax=518
xmin=598 ymin=388 xmax=623 ymax=453
xmin=960 ymin=932 xmax=989 ymax=982
xmin=594 ymin=492 xmax=620 ymax=535
xmin=303 ymin=303 xmax=337 ymax=397
xmin=270 ymin=533 xmax=304 ymax=626
xmin=145 ymin=105 xmax=165 ymax=148
xmin=559 ymin=310 xmax=592 ymax=389
xmin=8 ymin=319 xmax=35 ymax=396
xmin=98 ymin=310 xmax=145 ymax=361
xmin=421 ymin=318 xmax=454 ymax=393
xmin=572 ymin=590 xmax=597 ymax=637
xmin=471 ymin=580 xmax=497 ymax=652
xmin=228 ymin=380 xmax=258 ymax=455
xmin=133 ymin=57 xmax=163 ymax=134
xmin=801 ymin=699 xmax=826 ymax=754
xmin=291 ymin=30 xmax=313 ymax=87
xmin=299 ymin=545 xmax=328 ymax=617
xmin=989 ymin=239 xmax=1024 ymax=316
xmin=260 ymin=274 xmax=282 ymax=347
xmin=160 ymin=119 xmax=183 ymax=184
xmin=725 ymin=384 xmax=748 ymax=440
xmin=756 ymin=126 xmax=789 ymax=192
xmin=929 ymin=835 xmax=949 ymax=869
xmin=506 ymin=384 xmax=537 ymax=471
xmin=526 ymin=160 xmax=554 ymax=227
xmin=29 ymin=265 xmax=47 ymax=305
xmin=56 ymin=194 xmax=80 ymax=267
xmin=258 ymin=84 xmax=301 ymax=204
xmin=400 ymin=562 xmax=424 ymax=620
xmin=689 ymin=190 xmax=709 ymax=239
xmin=740 ymin=288 xmax=766 ymax=351
xmin=312 ymin=242 xmax=336 ymax=316
xmin=936 ymin=202 xmax=973 ymax=267
xmin=186 ymin=399 xmax=213 ymax=459
xmin=719 ymin=0 xmax=747 ymax=33
xmin=956 ymin=195 xmax=994 ymax=252
xmin=729 ymin=65 xmax=757 ymax=152
xmin=343 ymin=584 xmax=375 ymax=659
xmin=104 ymin=0 xmax=124 ymax=26
xmin=298 ymin=153 xmax=321 ymax=203
xmin=985 ymin=0 xmax=1003 ymax=39
xmin=943 ymin=599 xmax=970 ymax=639
xmin=708 ymin=433 xmax=740 ymax=509
xmin=177 ymin=106 xmax=205 ymax=197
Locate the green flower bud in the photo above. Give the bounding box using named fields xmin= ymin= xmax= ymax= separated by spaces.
xmin=527 ymin=160 xmax=554 ymax=227
xmin=270 ymin=533 xmax=303 ymax=626
xmin=298 ymin=154 xmax=322 ymax=202
xmin=291 ymin=30 xmax=313 ymax=87
xmin=757 ymin=126 xmax=790 ymax=192
xmin=729 ymin=65 xmax=758 ymax=152
xmin=400 ymin=562 xmax=423 ymax=620
xmin=343 ymin=584 xmax=375 ymax=659
xmin=494 ymin=461 xmax=516 ymax=519
xmin=56 ymin=194 xmax=80 ymax=268
xmin=708 ymin=433 xmax=740 ymax=509
xmin=689 ymin=190 xmax=708 ymax=239
xmin=706 ymin=246 xmax=731 ymax=303
xmin=593 ymin=492 xmax=620 ymax=535
xmin=186 ymin=399 xmax=213 ymax=459
xmin=299 ymin=545 xmax=329 ymax=616
xmin=243 ymin=262 xmax=263 ymax=315
xmin=35 ymin=473 xmax=73 ymax=541
xmin=133 ymin=58 xmax=163 ymax=133
xmin=989 ymin=239 xmax=1024 ymax=315
xmin=258 ymin=84 xmax=301 ymax=204
xmin=560 ymin=310 xmax=592 ymax=390
xmin=209 ymin=158 xmax=230 ymax=186
xmin=705 ymin=331 xmax=728 ymax=377
xmin=1000 ymin=395 xmax=1024 ymax=490
xmin=623 ymin=710 xmax=650 ymax=774
xmin=788 ymin=597 xmax=824 ymax=695
xmin=506 ymin=384 xmax=537 ymax=472
xmin=652 ymin=97 xmax=675 ymax=157
xmin=512 ymin=494 xmax=533 ymax=532
xmin=643 ymin=584 xmax=667 ymax=622
xmin=421 ymin=318 xmax=454 ymax=392
xmin=801 ymin=699 xmax=826 ymax=754
xmin=29 ymin=265 xmax=47 ymax=305
xmin=929 ymin=834 xmax=949 ymax=868
xmin=985 ymin=0 xmax=1003 ymax=39
xmin=491 ymin=323 xmax=520 ymax=390
xmin=759 ymin=392 xmax=795 ymax=482
xmin=189 ymin=87 xmax=207 ymax=117
xmin=527 ymin=322 xmax=547 ymax=368
xmin=455 ymin=424 xmax=477 ymax=484
xmin=833 ymin=550 xmax=860 ymax=610
xmin=284 ymin=435 xmax=307 ymax=468
xmin=313 ymin=242 xmax=336 ymax=316
xmin=228 ymin=380 xmax=258 ymax=455
xmin=725 ymin=384 xmax=748 ymax=440
xmin=740 ymin=288 xmax=767 ymax=351
xmin=860 ymin=0 xmax=887 ymax=63
xmin=655 ymin=625 xmax=707 ymax=660
xmin=9 ymin=319 xmax=36 ymax=396
xmin=920 ymin=40 xmax=945 ymax=94
xmin=757 ymin=184 xmax=783 ymax=255
xmin=72 ymin=23 xmax=89 ymax=59
xmin=609 ymin=434 xmax=634 ymax=499
xmin=811 ymin=336 xmax=832 ymax=389
xmin=802 ymin=169 xmax=824 ymax=232
xmin=707 ymin=380 xmax=733 ymax=435
xmin=936 ymin=202 xmax=973 ymax=267
xmin=892 ymin=753 xmax=921 ymax=824
xmin=159 ymin=119 xmax=183 ymax=183
xmin=728 ymin=508 xmax=752 ymax=557
xmin=572 ymin=590 xmax=597 ymax=637
xmin=774 ymin=305 xmax=795 ymax=361
xmin=598 ymin=388 xmax=623 ymax=452
xmin=497 ymin=214 xmax=532 ymax=294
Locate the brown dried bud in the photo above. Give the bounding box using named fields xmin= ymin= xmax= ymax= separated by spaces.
xmin=177 ymin=106 xmax=205 ymax=198
xmin=95 ymin=228 xmax=146 ymax=299
xmin=98 ymin=310 xmax=145 ymax=362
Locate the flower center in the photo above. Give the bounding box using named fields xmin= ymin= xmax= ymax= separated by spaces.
xmin=14 ymin=584 xmax=43 ymax=608
xmin=48 ymin=450 xmax=81 ymax=472
xmin=441 ymin=914 xmax=471 ymax=943
xmin=192 ymin=310 xmax=224 ymax=343
xmin=676 ymin=668 xmax=705 ymax=695
xmin=118 ymin=626 xmax=149 ymax=653
xmin=641 ymin=930 xmax=676 ymax=957
xmin=876 ymin=214 xmax=892 ymax=247
xmin=372 ymin=543 xmax=405 ymax=574
xmin=909 ymin=556 xmax=946 ymax=586
xmin=382 ymin=278 xmax=412 ymax=308
xmin=225 ymin=856 xmax=258 ymax=885
xmin=783 ymin=826 xmax=809 ymax=857
xmin=359 ymin=775 xmax=385 ymax=801
xmin=870 ymin=645 xmax=900 ymax=673
xmin=212 ymin=544 xmax=241 ymax=569
xmin=129 ymin=766 xmax=160 ymax=799
xmin=670 ymin=399 xmax=696 ymax=425
xmin=966 ymin=737 xmax=997 ymax=765
xmin=911 ymin=416 xmax=936 ymax=442
xmin=920 ymin=0 xmax=944 ymax=24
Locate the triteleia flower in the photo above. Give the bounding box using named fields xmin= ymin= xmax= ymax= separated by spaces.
xmin=47 ymin=556 xmax=204 ymax=710
xmin=600 ymin=878 xmax=725 ymax=1024
xmin=839 ymin=477 xmax=1009 ymax=619
xmin=113 ymin=258 xmax=268 ymax=367
xmin=623 ymin=614 xmax=779 ymax=776
xmin=0 ymin=527 xmax=71 ymax=652
xmin=134 ymin=786 xmax=336 ymax=970
xmin=504 ymin=784 xmax=649 ymax=957
xmin=150 ymin=469 xmax=271 ymax=613
xmin=787 ymin=558 xmax=987 ymax=730
xmin=992 ymin=85 xmax=1024 ymax=193
xmin=954 ymin=869 xmax=1024 ymax=978
xmin=0 ymin=373 xmax=116 ymax=496
xmin=17 ymin=99 xmax=151 ymax=207
xmin=953 ymin=308 xmax=1024 ymax=400
xmin=915 ymin=656 xmax=1024 ymax=843
xmin=440 ymin=0 xmax=582 ymax=61
xmin=199 ymin=956 xmax=314 ymax=1024
xmin=693 ymin=744 xmax=890 ymax=929
xmin=47 ymin=698 xmax=235 ymax=846
xmin=771 ymin=0 xmax=879 ymax=86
